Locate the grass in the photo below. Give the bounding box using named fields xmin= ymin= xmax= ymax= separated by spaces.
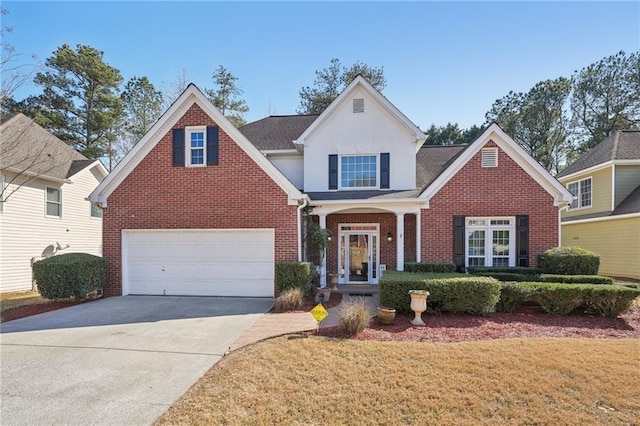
xmin=0 ymin=291 xmax=45 ymax=312
xmin=156 ymin=337 xmax=639 ymax=425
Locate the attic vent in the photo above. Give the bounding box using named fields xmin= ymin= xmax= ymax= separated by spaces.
xmin=481 ymin=148 xmax=498 ymax=167
xmin=353 ymin=98 xmax=364 ymax=113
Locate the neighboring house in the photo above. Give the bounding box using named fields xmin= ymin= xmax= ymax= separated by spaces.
xmin=556 ymin=131 xmax=640 ymax=280
xmin=89 ymin=77 xmax=572 ymax=297
xmin=0 ymin=114 xmax=108 ymax=293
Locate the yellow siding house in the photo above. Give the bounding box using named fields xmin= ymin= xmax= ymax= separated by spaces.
xmin=557 ymin=131 xmax=640 ymax=280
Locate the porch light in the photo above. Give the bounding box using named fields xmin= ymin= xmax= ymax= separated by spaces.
xmin=327 ymin=235 xmax=332 ymax=241
xmin=387 ymin=232 xmax=393 ymax=242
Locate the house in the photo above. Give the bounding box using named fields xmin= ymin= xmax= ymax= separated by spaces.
xmin=89 ymin=77 xmax=572 ymax=297
xmin=556 ymin=131 xmax=640 ymax=280
xmin=0 ymin=113 xmax=108 ymax=293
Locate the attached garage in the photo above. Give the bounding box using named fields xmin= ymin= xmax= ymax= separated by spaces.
xmin=122 ymin=229 xmax=275 ymax=297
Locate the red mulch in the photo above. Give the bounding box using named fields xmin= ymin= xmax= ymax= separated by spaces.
xmin=0 ymin=299 xmax=91 ymax=323
xmin=318 ymin=305 xmax=640 ymax=342
xmin=299 ymin=292 xmax=342 ymax=311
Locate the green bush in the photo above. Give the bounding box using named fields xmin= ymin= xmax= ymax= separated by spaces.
xmin=379 ymin=272 xmax=500 ymax=315
xmin=473 ymin=272 xmax=532 ymax=282
xmin=584 ymin=286 xmax=640 ymax=317
xmin=275 ymin=262 xmax=313 ymax=295
xmin=496 ymin=283 xmax=537 ymax=312
xmin=467 ymin=266 xmax=542 ymax=275
xmin=404 ymin=262 xmax=457 ymax=273
xmin=338 ymin=299 xmax=371 ymax=335
xmin=274 ymin=288 xmax=304 ymax=312
xmin=32 ymin=253 xmax=106 ymax=300
xmin=524 ymin=283 xmax=585 ymax=315
xmin=539 ymin=274 xmax=614 ymax=285
xmin=538 ymin=246 xmax=600 ymax=275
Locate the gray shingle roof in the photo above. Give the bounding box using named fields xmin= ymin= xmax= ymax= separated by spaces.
xmin=557 ymin=130 xmax=640 ymax=178
xmin=612 ymin=184 xmax=640 ymax=215
xmin=0 ymin=113 xmax=89 ymax=180
xmin=416 ymin=145 xmax=469 ymax=191
xmin=239 ymin=115 xmax=318 ymax=150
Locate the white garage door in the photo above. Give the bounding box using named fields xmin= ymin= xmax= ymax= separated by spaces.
xmin=123 ymin=229 xmax=274 ymax=297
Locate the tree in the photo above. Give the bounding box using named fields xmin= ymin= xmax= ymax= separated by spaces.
xmin=30 ymin=44 xmax=123 ymax=159
xmin=110 ymin=76 xmax=163 ymax=168
xmin=0 ymin=7 xmax=39 ymax=119
xmin=570 ymin=50 xmax=640 ymax=153
xmin=205 ymin=65 xmax=249 ymax=127
xmin=162 ymin=68 xmax=190 ymax=110
xmin=424 ymin=123 xmax=485 ymax=145
xmin=298 ymin=58 xmax=386 ymax=114
xmin=486 ymin=77 xmax=571 ymax=173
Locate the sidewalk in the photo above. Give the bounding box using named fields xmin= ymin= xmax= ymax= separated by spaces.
xmin=230 ymin=293 xmax=380 ymax=351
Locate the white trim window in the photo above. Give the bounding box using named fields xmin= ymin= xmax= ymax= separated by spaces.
xmin=340 ymin=154 xmax=378 ymax=189
xmin=466 ymin=217 xmax=515 ymax=267
xmin=186 ymin=126 xmax=206 ymax=167
xmin=567 ymin=177 xmax=592 ymax=210
xmin=46 ymin=186 xmax=62 ymax=218
xmin=90 ymin=202 xmax=103 ymax=218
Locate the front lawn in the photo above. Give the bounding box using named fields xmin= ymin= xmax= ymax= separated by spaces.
xmin=156 ymin=337 xmax=639 ymax=425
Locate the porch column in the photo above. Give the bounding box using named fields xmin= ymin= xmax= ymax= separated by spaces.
xmin=396 ymin=213 xmax=405 ymax=271
xmin=416 ymin=209 xmax=421 ymax=263
xmin=319 ymin=213 xmax=327 ymax=287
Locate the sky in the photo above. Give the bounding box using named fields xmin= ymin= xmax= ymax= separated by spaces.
xmin=3 ymin=1 xmax=639 ymax=130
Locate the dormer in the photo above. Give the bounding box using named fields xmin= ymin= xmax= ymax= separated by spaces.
xmin=294 ymin=76 xmax=426 ymax=193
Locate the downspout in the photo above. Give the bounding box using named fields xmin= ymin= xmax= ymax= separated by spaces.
xmin=296 ymin=197 xmax=309 ymax=262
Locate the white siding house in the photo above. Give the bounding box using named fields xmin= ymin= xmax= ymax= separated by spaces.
xmin=0 ymin=114 xmax=108 ymax=293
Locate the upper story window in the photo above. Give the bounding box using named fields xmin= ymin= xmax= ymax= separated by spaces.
xmin=90 ymin=202 xmax=103 ymax=218
xmin=341 ymin=155 xmax=377 ymax=189
xmin=567 ymin=177 xmax=592 ymax=210
xmin=46 ymin=186 xmax=61 ymax=217
xmin=186 ymin=126 xmax=206 ymax=167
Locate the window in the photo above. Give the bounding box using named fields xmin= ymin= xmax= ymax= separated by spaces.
xmin=481 ymin=148 xmax=498 ymax=167
xmin=466 ymin=217 xmax=515 ymax=267
xmin=340 ymin=155 xmax=377 ymax=189
xmin=186 ymin=126 xmax=206 ymax=167
xmin=46 ymin=187 xmax=61 ymax=217
xmin=567 ymin=177 xmax=592 ymax=210
xmin=90 ymin=202 xmax=103 ymax=218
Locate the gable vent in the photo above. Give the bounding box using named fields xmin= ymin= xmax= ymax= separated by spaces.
xmin=481 ymin=148 xmax=498 ymax=167
xmin=353 ymin=98 xmax=364 ymax=113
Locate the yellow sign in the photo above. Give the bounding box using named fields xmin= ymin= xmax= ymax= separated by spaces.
xmin=311 ymin=303 xmax=329 ymax=322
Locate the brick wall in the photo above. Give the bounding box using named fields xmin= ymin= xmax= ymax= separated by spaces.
xmin=103 ymin=103 xmax=298 ymax=295
xmin=421 ymin=140 xmax=559 ymax=267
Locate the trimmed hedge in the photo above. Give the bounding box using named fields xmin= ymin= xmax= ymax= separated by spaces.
xmin=275 ymin=261 xmax=313 ymax=295
xmin=379 ymin=271 xmax=500 ymax=315
xmin=501 ymin=282 xmax=640 ymax=317
xmin=404 ymin=262 xmax=457 ymax=273
xmin=538 ymin=246 xmax=600 ymax=275
xmin=474 ymin=272 xmax=537 ymax=282
xmin=468 ymin=266 xmax=542 ymax=275
xmin=32 ymin=253 xmax=105 ymax=300
xmin=539 ymin=274 xmax=614 ymax=285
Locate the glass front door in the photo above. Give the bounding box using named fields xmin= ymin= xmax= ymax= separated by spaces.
xmin=338 ymin=225 xmax=379 ymax=284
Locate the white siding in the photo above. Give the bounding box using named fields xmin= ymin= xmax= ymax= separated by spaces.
xmin=0 ymin=165 xmax=104 ymax=293
xmin=268 ymin=153 xmax=304 ymax=189
xmin=302 ymin=87 xmax=418 ymax=192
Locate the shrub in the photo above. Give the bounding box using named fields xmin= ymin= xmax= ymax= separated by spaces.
xmin=274 ymin=288 xmax=304 ymax=312
xmin=496 ymin=283 xmax=536 ymax=312
xmin=32 ymin=253 xmax=106 ymax=300
xmin=467 ymin=266 xmax=542 ymax=275
xmin=474 ymin=272 xmax=531 ymax=282
xmin=404 ymin=262 xmax=457 ymax=273
xmin=584 ymin=286 xmax=640 ymax=317
xmin=524 ymin=283 xmax=585 ymax=315
xmin=379 ymin=272 xmax=500 ymax=315
xmin=538 ymin=246 xmax=600 ymax=275
xmin=338 ymin=299 xmax=371 ymax=335
xmin=275 ymin=262 xmax=313 ymax=295
xmin=540 ymin=274 xmax=614 ymax=285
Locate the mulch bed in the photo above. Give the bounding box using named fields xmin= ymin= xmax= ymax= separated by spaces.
xmin=317 ymin=304 xmax=640 ymax=342
xmin=0 ymin=299 xmax=92 ymax=323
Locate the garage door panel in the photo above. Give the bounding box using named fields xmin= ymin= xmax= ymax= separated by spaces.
xmin=124 ymin=229 xmax=275 ymax=297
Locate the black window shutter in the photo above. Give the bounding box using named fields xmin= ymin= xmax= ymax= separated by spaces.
xmin=380 ymin=153 xmax=390 ymax=189
xmin=172 ymin=128 xmax=185 ymax=167
xmin=206 ymin=126 xmax=219 ymax=166
xmin=453 ymin=215 xmax=465 ymax=272
xmin=516 ymin=215 xmax=529 ymax=267
xmin=328 ymin=154 xmax=338 ymax=190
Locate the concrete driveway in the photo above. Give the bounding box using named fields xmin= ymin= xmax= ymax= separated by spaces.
xmin=0 ymin=296 xmax=273 ymax=425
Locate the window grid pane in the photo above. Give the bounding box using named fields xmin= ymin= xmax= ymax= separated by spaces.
xmin=191 ymin=149 xmax=204 ymax=165
xmin=341 ymin=155 xmax=377 ymax=188
xmin=580 ymin=179 xmax=591 ymax=207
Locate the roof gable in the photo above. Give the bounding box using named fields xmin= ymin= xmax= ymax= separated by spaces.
xmin=419 ymin=123 xmax=573 ymax=206
xmin=89 ymin=84 xmax=304 ymax=206
xmin=293 ymin=75 xmax=426 ymax=150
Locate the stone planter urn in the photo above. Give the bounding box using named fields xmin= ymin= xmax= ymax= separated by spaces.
xmin=328 ymin=273 xmax=339 ymax=289
xmin=377 ymin=307 xmax=396 ymax=325
xmin=317 ymin=287 xmax=331 ymax=303
xmin=409 ymin=290 xmax=429 ymax=326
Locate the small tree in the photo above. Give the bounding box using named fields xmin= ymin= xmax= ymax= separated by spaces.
xmin=205 ymin=65 xmax=249 ymax=127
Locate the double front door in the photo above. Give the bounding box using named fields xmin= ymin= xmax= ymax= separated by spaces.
xmin=338 ymin=224 xmax=379 ymax=285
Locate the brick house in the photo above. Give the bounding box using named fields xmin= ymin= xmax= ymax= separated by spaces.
xmin=90 ymin=76 xmax=572 ymax=297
